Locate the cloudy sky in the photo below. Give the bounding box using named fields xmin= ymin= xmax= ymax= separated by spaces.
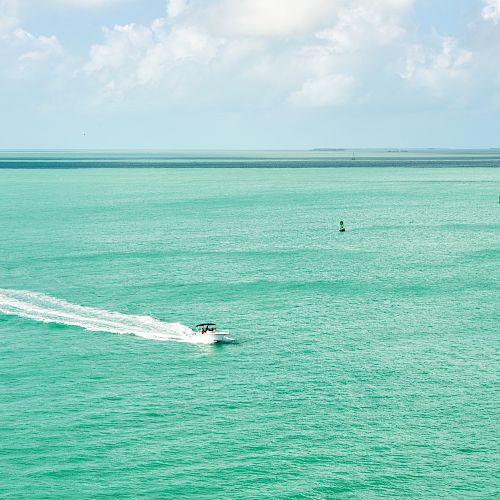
xmin=1 ymin=0 xmax=499 ymax=149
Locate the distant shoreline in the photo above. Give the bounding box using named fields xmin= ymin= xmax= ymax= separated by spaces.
xmin=1 ymin=149 xmax=500 ymax=169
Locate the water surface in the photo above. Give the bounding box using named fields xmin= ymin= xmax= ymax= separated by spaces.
xmin=0 ymin=160 xmax=498 ymax=497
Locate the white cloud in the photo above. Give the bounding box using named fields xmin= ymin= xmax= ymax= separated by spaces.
xmin=208 ymin=0 xmax=413 ymax=40
xmin=85 ymin=18 xmax=221 ymax=95
xmin=289 ymin=73 xmax=355 ymax=106
xmin=14 ymin=28 xmax=63 ymax=62
xmin=81 ymin=0 xmax=415 ymax=107
xmin=283 ymin=0 xmax=412 ymax=106
xmin=315 ymin=1 xmax=409 ymax=53
xmin=209 ymin=0 xmax=336 ymax=38
xmin=0 ymin=0 xmax=64 ymax=77
xmin=401 ymin=37 xmax=472 ymax=94
xmin=85 ymin=23 xmax=153 ymax=74
xmin=137 ymin=26 xmax=220 ymax=85
xmin=482 ymin=0 xmax=500 ymax=23
xmin=167 ymin=0 xmax=188 ymax=19
xmin=0 ymin=0 xmax=19 ymax=33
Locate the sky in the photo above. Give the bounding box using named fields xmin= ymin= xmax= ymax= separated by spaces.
xmin=0 ymin=0 xmax=499 ymax=149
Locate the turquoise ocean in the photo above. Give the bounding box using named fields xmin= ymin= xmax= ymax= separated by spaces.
xmin=0 ymin=151 xmax=499 ymax=498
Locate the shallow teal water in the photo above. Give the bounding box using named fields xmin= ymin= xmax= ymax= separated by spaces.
xmin=0 ymin=165 xmax=499 ymax=497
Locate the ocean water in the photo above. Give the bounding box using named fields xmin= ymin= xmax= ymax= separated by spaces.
xmin=0 ymin=154 xmax=499 ymax=498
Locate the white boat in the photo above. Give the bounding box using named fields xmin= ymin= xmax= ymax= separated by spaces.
xmin=194 ymin=323 xmax=232 ymax=343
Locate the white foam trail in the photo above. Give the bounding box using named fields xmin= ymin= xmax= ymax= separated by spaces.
xmin=0 ymin=288 xmax=209 ymax=344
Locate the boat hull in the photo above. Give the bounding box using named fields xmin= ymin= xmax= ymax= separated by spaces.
xmin=193 ymin=330 xmax=232 ymax=343
xmin=205 ymin=331 xmax=230 ymax=343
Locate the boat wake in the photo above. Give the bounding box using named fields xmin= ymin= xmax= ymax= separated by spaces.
xmin=0 ymin=288 xmax=208 ymax=344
